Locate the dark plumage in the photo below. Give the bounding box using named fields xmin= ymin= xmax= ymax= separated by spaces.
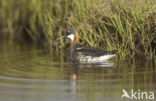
xmin=70 ymin=43 xmax=117 ymax=62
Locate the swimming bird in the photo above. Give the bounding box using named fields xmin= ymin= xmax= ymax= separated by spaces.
xmin=61 ymin=28 xmax=117 ymax=63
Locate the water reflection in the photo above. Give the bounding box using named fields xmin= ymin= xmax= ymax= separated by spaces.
xmin=70 ymin=61 xmax=115 ymax=68
xmin=0 ymin=41 xmax=155 ymax=101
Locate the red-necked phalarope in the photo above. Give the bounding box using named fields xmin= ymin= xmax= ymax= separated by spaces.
xmin=59 ymin=28 xmax=117 ymax=62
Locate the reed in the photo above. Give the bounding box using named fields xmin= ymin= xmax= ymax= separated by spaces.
xmin=0 ymin=0 xmax=155 ymax=60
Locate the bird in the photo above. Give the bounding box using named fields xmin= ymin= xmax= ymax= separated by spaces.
xmin=59 ymin=27 xmax=117 ymax=63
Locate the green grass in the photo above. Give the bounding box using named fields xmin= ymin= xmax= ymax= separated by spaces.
xmin=0 ymin=0 xmax=155 ymax=61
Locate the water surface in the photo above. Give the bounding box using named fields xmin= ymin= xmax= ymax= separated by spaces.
xmin=0 ymin=41 xmax=155 ymax=101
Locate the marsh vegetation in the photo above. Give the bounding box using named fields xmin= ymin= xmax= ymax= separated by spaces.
xmin=0 ymin=0 xmax=155 ymax=61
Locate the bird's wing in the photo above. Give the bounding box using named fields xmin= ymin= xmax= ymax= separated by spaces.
xmin=74 ymin=44 xmax=116 ymax=57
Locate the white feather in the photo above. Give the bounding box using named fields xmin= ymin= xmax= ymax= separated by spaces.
xmin=67 ymin=34 xmax=74 ymax=41
xmin=77 ymin=54 xmax=116 ymax=62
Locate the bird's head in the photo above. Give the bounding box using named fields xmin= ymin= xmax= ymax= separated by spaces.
xmin=65 ymin=27 xmax=77 ymax=41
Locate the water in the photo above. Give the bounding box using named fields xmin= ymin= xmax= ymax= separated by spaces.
xmin=0 ymin=41 xmax=155 ymax=101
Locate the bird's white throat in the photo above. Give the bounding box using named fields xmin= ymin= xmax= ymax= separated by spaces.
xmin=67 ymin=34 xmax=74 ymax=41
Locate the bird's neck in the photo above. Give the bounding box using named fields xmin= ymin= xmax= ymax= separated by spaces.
xmin=70 ymin=32 xmax=79 ymax=48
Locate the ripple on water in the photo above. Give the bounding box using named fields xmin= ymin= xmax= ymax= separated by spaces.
xmin=0 ymin=42 xmax=155 ymax=101
xmin=0 ymin=49 xmax=82 ymax=101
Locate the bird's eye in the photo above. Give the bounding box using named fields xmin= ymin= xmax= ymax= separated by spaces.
xmin=68 ymin=30 xmax=70 ymax=33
